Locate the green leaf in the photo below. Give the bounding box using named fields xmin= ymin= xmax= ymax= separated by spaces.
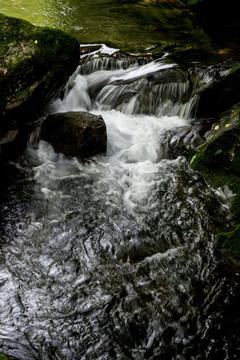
xmin=214 ymin=149 xmax=223 ymax=156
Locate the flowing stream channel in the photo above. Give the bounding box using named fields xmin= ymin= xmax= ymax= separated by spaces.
xmin=1 ymin=52 xmax=240 ymax=359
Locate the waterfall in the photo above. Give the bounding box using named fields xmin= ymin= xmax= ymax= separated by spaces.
xmin=0 ymin=54 xmax=234 ymax=360
xmin=54 ymin=55 xmax=202 ymax=120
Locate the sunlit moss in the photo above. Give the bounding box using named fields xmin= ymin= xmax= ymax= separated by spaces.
xmin=0 ymin=0 xmax=215 ymax=53
xmin=0 ymin=13 xmax=79 ymax=131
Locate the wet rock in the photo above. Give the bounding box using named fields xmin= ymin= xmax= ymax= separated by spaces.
xmin=189 ymin=104 xmax=240 ymax=265
xmin=191 ymin=105 xmax=240 ymax=183
xmin=216 ymin=225 xmax=240 ymax=265
xmin=40 ymin=111 xmax=107 ymax=159
xmin=149 ymin=66 xmax=189 ymax=84
xmin=0 ymin=127 xmax=28 ymax=162
xmin=159 ymin=119 xmax=215 ymax=160
xmin=196 ymin=67 xmax=240 ymax=118
xmin=0 ymin=13 xmax=80 ymax=159
xmin=0 ymin=354 xmax=18 ymax=360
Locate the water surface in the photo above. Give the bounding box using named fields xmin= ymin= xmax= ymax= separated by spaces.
xmin=1 ymin=55 xmax=240 ymax=359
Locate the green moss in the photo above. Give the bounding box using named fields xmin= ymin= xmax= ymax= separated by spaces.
xmin=216 ymin=232 xmax=229 ymax=248
xmin=0 ymin=12 xmax=79 ymax=74
xmin=190 ymin=105 xmax=240 ymax=222
xmin=0 ymin=355 xmax=9 ymax=360
xmin=180 ymin=0 xmax=205 ymax=6
xmin=230 ymin=156 xmax=240 ymax=177
xmin=203 ymin=127 xmax=239 ymax=165
xmin=216 ymin=225 xmax=240 ymax=263
xmin=183 ymin=147 xmax=197 ymax=162
xmin=0 ymin=13 xmax=79 ymax=127
xmin=189 ymin=103 xmax=240 ymax=263
xmin=231 ymin=193 xmax=240 ymax=218
xmin=226 ymin=65 xmax=240 ymax=76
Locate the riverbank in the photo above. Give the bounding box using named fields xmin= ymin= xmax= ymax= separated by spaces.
xmin=0 ymin=13 xmax=80 ymax=160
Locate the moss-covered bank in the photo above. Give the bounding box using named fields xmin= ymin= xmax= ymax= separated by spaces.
xmin=190 ymin=103 xmax=240 ymax=264
xmin=0 ymin=354 xmax=17 ymax=360
xmin=0 ymin=13 xmax=80 ymax=159
xmin=216 ymin=225 xmax=240 ymax=265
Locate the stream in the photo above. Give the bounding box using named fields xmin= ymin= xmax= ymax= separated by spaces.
xmin=1 ymin=51 xmax=240 ymax=359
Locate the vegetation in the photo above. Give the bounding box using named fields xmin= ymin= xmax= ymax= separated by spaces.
xmin=0 ymin=13 xmax=79 ymax=159
xmin=190 ymin=104 xmax=240 ymax=263
xmin=217 ymin=225 xmax=240 ymax=264
xmin=0 ymin=0 xmax=215 ymax=55
xmin=0 ymin=13 xmax=79 ymax=123
xmin=0 ymin=355 xmax=8 ymax=360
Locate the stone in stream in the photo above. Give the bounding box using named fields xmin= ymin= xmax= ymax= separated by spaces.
xmin=40 ymin=111 xmax=107 ymax=160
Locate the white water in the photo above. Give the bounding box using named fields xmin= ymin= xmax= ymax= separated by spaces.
xmin=0 ymin=57 xmax=233 ymax=360
xmin=42 ymin=59 xmax=188 ymax=217
xmin=58 ymin=57 xmax=199 ymax=119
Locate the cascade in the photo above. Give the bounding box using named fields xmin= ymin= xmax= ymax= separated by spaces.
xmin=0 ymin=53 xmax=237 ymax=360
xmin=57 ymin=54 xmax=206 ymax=119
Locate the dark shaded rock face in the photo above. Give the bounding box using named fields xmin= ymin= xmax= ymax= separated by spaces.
xmin=196 ymin=67 xmax=240 ymax=118
xmin=0 ymin=13 xmax=80 ymax=159
xmin=40 ymin=112 xmax=107 ymax=159
xmin=182 ymin=0 xmax=240 ymax=55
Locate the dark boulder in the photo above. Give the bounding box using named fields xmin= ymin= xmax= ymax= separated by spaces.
xmin=40 ymin=111 xmax=107 ymax=159
xmin=196 ymin=67 xmax=240 ymax=118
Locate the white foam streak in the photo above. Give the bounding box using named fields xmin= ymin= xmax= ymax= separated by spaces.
xmin=109 ymin=60 xmax=176 ymax=83
xmin=53 ymin=75 xmax=91 ymax=112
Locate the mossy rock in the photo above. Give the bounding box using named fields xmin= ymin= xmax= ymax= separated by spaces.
xmin=191 ymin=104 xmax=240 ymax=169
xmin=0 ymin=13 xmax=80 ymax=146
xmin=196 ymin=67 xmax=240 ymax=118
xmin=191 ymin=105 xmax=240 ymax=216
xmin=0 ymin=354 xmax=18 ymax=360
xmin=179 ymin=0 xmax=205 ymax=7
xmin=189 ymin=104 xmax=240 ymax=263
xmin=216 ymin=225 xmax=240 ymax=264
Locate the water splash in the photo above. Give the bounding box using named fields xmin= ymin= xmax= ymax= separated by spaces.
xmin=51 ymin=56 xmax=201 ymax=119
xmin=0 ymin=55 xmax=235 ymax=360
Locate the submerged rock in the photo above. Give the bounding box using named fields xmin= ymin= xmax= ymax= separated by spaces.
xmin=0 ymin=13 xmax=80 ymax=159
xmin=40 ymin=111 xmax=107 ymax=159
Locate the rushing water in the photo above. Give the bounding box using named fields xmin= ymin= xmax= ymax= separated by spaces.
xmin=1 ymin=54 xmax=240 ymax=360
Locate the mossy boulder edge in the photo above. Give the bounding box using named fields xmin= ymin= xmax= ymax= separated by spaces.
xmin=189 ymin=104 xmax=240 ymax=264
xmin=0 ymin=13 xmax=80 ymax=159
xmin=216 ymin=225 xmax=240 ymax=264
